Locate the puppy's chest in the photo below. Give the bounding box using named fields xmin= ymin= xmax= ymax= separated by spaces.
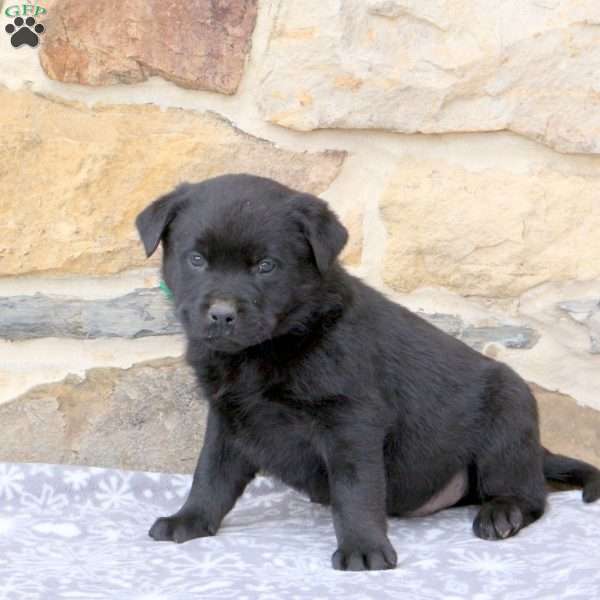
xmin=226 ymin=398 xmax=320 ymax=473
xmin=205 ymin=365 xmax=318 ymax=461
xmin=220 ymin=384 xmax=311 ymax=437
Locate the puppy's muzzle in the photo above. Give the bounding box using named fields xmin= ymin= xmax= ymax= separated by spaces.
xmin=207 ymin=300 xmax=237 ymax=338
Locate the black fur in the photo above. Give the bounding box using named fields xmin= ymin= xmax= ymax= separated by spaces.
xmin=136 ymin=174 xmax=600 ymax=571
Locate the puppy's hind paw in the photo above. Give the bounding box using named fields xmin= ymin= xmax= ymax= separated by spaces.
xmin=473 ymin=499 xmax=524 ymax=540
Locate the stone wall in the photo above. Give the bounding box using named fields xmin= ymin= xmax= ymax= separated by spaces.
xmin=1 ymin=0 xmax=599 ymax=471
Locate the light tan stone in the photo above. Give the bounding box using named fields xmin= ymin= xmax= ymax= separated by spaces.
xmin=0 ymin=358 xmax=206 ymax=472
xmin=0 ymin=88 xmax=345 ymax=276
xmin=381 ymin=159 xmax=600 ymax=297
xmin=258 ymin=0 xmax=600 ymax=153
xmin=533 ymin=384 xmax=600 ymax=467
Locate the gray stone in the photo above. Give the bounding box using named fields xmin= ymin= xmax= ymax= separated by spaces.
xmin=418 ymin=312 xmax=463 ymax=337
xmin=418 ymin=311 xmax=539 ymax=351
xmin=0 ymin=288 xmax=182 ymax=340
xmin=460 ymin=325 xmax=539 ymax=351
xmin=0 ymin=292 xmax=539 ymax=353
xmin=559 ymin=299 xmax=600 ymax=354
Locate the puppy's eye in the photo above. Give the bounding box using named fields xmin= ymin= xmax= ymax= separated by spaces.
xmin=189 ymin=253 xmax=207 ymax=268
xmin=257 ymin=258 xmax=276 ymax=274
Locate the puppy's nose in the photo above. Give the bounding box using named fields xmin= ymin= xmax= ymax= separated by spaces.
xmin=207 ymin=301 xmax=237 ymax=326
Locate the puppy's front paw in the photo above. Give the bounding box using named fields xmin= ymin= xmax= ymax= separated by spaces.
xmin=149 ymin=512 xmax=216 ymax=543
xmin=331 ymin=540 xmax=397 ymax=571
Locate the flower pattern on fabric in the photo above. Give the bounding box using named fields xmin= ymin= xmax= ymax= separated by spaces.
xmin=0 ymin=462 xmax=599 ymax=599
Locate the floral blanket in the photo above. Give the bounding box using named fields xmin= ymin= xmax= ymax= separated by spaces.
xmin=1 ymin=462 xmax=599 ymax=599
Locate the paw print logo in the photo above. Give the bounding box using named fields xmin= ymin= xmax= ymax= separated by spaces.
xmin=5 ymin=16 xmax=45 ymax=48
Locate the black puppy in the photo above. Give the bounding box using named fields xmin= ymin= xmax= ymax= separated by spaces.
xmin=136 ymin=174 xmax=600 ymax=571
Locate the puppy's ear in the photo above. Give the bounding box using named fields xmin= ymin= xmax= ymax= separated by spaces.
xmin=135 ymin=184 xmax=190 ymax=257
xmin=291 ymin=193 xmax=348 ymax=274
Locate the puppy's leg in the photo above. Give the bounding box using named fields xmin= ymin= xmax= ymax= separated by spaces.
xmin=302 ymin=463 xmax=331 ymax=504
xmin=473 ymin=368 xmax=546 ymax=540
xmin=149 ymin=408 xmax=256 ymax=543
xmin=322 ymin=431 xmax=397 ymax=571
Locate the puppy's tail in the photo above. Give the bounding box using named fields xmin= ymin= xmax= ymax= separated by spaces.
xmin=543 ymin=448 xmax=600 ymax=503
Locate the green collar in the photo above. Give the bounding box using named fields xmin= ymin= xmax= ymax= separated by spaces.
xmin=159 ymin=280 xmax=174 ymax=300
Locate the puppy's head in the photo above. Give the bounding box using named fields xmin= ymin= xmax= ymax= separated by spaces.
xmin=136 ymin=174 xmax=348 ymax=353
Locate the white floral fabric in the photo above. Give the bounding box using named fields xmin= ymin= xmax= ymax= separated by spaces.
xmin=1 ymin=462 xmax=599 ymax=599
